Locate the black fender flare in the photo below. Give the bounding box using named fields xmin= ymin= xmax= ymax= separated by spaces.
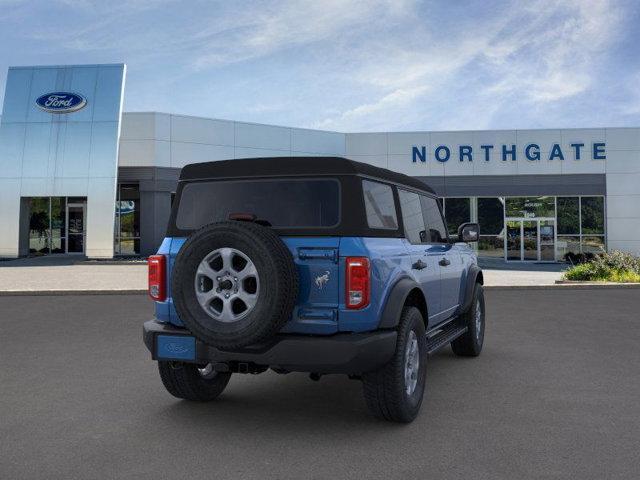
xmin=459 ymin=265 xmax=483 ymax=314
xmin=378 ymin=277 xmax=425 ymax=329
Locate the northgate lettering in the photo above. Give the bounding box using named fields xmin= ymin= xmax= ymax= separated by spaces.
xmin=411 ymin=143 xmax=606 ymax=163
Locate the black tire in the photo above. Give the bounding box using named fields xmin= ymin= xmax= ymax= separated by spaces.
xmin=158 ymin=361 xmax=232 ymax=401
xmin=362 ymin=306 xmax=427 ymax=423
xmin=451 ymin=283 xmax=485 ymax=357
xmin=171 ymin=221 xmax=299 ymax=349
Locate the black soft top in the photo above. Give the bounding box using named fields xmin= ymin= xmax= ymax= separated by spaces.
xmin=179 ymin=156 xmax=435 ymax=194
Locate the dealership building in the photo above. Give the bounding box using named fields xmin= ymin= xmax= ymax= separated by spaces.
xmin=1 ymin=63 xmax=639 ymax=261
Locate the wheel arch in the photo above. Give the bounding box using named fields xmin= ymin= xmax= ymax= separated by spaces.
xmin=378 ymin=278 xmax=428 ymax=329
xmin=459 ymin=265 xmax=483 ymax=315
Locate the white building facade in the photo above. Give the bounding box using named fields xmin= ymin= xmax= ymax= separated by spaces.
xmin=1 ymin=64 xmax=639 ymax=261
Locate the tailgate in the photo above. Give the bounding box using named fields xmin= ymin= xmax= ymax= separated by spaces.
xmin=280 ymin=237 xmax=341 ymax=334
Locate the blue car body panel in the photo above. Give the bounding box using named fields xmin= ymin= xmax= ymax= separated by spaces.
xmin=153 ymin=234 xmax=477 ymax=334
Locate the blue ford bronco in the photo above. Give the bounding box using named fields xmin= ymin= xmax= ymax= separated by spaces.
xmin=143 ymin=157 xmax=485 ymax=423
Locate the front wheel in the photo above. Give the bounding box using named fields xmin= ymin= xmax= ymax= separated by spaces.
xmin=451 ymin=283 xmax=485 ymax=357
xmin=158 ymin=361 xmax=231 ymax=401
xmin=362 ymin=306 xmax=427 ymax=423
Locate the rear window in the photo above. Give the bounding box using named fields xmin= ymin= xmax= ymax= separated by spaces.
xmin=175 ymin=178 xmax=340 ymax=230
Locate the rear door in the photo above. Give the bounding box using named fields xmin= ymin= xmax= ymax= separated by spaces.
xmin=397 ymin=189 xmax=443 ymax=325
xmin=420 ymin=195 xmax=460 ymax=320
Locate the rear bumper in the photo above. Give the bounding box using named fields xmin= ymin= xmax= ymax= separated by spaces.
xmin=143 ymin=319 xmax=397 ymax=375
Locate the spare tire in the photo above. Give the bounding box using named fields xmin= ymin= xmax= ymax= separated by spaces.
xmin=171 ymin=221 xmax=299 ymax=349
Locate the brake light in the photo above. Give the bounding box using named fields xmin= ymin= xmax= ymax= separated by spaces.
xmin=346 ymin=257 xmax=370 ymax=309
xmin=148 ymin=255 xmax=166 ymax=301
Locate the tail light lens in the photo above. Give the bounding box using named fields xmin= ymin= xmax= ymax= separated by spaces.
xmin=346 ymin=257 xmax=370 ymax=309
xmin=148 ymin=255 xmax=166 ymax=301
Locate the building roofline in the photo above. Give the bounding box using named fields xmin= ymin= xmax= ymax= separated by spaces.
xmin=123 ymin=112 xmax=639 ymax=135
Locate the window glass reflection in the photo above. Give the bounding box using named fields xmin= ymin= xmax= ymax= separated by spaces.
xmin=114 ymin=184 xmax=141 ymax=255
xmin=557 ymin=197 xmax=579 ymax=234
xmin=444 ymin=198 xmax=470 ymax=238
xmin=29 ymin=197 xmax=50 ymax=254
xmin=581 ymin=197 xmax=605 ymax=234
xmin=582 ymin=236 xmax=605 ymax=254
xmin=478 ymin=198 xmax=504 ymax=235
xmin=505 ymin=196 xmax=555 ymax=218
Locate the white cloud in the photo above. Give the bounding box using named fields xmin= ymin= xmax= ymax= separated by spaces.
xmin=190 ymin=0 xmax=413 ymax=69
xmin=315 ymin=0 xmax=625 ymax=130
xmin=481 ymin=0 xmax=622 ymax=104
xmin=2 ymin=0 xmax=631 ymax=131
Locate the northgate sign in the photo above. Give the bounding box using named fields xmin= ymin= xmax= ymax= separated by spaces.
xmin=411 ymin=142 xmax=606 ymax=163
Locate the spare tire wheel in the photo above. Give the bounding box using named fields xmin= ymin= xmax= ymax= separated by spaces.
xmin=171 ymin=221 xmax=299 ymax=349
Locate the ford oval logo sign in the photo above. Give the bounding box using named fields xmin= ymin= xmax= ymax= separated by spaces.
xmin=35 ymin=92 xmax=87 ymax=114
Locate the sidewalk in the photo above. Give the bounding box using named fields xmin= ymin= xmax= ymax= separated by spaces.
xmin=0 ymin=255 xmax=568 ymax=294
xmin=478 ymin=257 xmax=566 ymax=286
xmin=0 ymin=256 xmax=147 ymax=294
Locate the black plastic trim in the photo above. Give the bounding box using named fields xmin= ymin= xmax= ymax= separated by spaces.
xmin=459 ymin=265 xmax=483 ymax=314
xmin=378 ymin=278 xmax=422 ymax=329
xmin=143 ymin=320 xmax=398 ymax=375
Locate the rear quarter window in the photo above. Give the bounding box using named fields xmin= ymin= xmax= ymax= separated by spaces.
xmin=175 ymin=178 xmax=340 ymax=230
xmin=362 ymin=180 xmax=398 ymax=229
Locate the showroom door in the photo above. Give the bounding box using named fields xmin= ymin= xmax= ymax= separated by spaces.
xmin=66 ymin=202 xmax=86 ymax=254
xmin=505 ymin=219 xmax=556 ymax=261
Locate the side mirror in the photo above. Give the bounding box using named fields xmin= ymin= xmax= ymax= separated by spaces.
xmin=458 ymin=222 xmax=480 ymax=243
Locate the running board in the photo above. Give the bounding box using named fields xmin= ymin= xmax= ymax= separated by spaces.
xmin=426 ymin=324 xmax=468 ymax=356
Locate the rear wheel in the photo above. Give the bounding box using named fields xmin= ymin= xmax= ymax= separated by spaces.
xmin=158 ymin=361 xmax=231 ymax=401
xmin=362 ymin=306 xmax=427 ymax=423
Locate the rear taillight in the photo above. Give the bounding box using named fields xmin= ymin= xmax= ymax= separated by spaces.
xmin=346 ymin=257 xmax=370 ymax=309
xmin=148 ymin=255 xmax=166 ymax=301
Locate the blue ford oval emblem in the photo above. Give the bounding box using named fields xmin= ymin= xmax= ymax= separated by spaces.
xmin=35 ymin=92 xmax=87 ymax=114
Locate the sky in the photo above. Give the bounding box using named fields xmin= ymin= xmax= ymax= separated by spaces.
xmin=0 ymin=0 xmax=639 ymax=132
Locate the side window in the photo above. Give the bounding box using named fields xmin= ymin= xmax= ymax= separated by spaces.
xmin=362 ymin=180 xmax=398 ymax=229
xmin=398 ymin=189 xmax=427 ymax=244
xmin=420 ymin=195 xmax=448 ymax=243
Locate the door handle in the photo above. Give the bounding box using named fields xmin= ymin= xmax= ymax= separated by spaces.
xmin=439 ymin=257 xmax=451 ymax=267
xmin=412 ymin=259 xmax=427 ymax=270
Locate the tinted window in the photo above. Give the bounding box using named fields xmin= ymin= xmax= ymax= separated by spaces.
xmin=420 ymin=195 xmax=448 ymax=243
xmin=581 ymin=197 xmax=604 ymax=234
xmin=176 ymin=178 xmax=339 ymax=230
xmin=398 ymin=189 xmax=426 ymax=244
xmin=478 ymin=197 xmax=504 ymax=235
xmin=557 ymin=197 xmax=579 ymax=234
xmin=444 ymin=197 xmax=470 ymax=238
xmin=362 ymin=180 xmax=398 ymax=229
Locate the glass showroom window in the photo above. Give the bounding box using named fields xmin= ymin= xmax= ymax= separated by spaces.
xmin=581 ymin=197 xmax=605 ymax=254
xmin=505 ymin=196 xmax=555 ymax=218
xmin=114 ymin=184 xmax=141 ymax=255
xmin=50 ymin=197 xmax=66 ymax=253
xmin=557 ymin=197 xmax=580 ymax=259
xmin=28 ymin=197 xmax=68 ymax=254
xmin=28 ymin=197 xmax=51 ymax=254
xmin=477 ymin=197 xmax=505 ymax=258
xmin=442 ymin=198 xmax=470 ymax=241
xmin=556 ymin=196 xmax=606 ymax=258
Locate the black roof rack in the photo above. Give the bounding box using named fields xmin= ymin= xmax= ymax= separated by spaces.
xmin=179 ymin=156 xmax=435 ymax=195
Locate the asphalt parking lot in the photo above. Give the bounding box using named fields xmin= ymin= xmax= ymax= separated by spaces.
xmin=1 ymin=289 xmax=639 ymax=480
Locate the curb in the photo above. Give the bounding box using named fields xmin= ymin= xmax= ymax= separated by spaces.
xmin=0 ymin=289 xmax=147 ymax=296
xmin=485 ymin=283 xmax=640 ymax=290
xmin=1 ymin=284 xmax=639 ymax=296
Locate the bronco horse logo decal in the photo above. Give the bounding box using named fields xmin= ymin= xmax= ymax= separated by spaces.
xmin=315 ymin=271 xmax=330 ymax=290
